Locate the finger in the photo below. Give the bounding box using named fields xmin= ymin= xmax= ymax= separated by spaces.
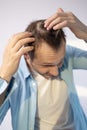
xmin=44 ymin=13 xmax=58 ymax=28
xmin=53 ymin=17 xmax=76 ymax=30
xmin=53 ymin=21 xmax=69 ymax=30
xmin=17 ymin=46 xmax=34 ymax=57
xmin=44 ymin=9 xmax=66 ymax=28
xmin=8 ymin=32 xmax=32 ymax=47
xmin=13 ymin=37 xmax=35 ymax=52
xmin=46 ymin=17 xmax=67 ymax=30
xmin=57 ymin=8 xmax=64 ymax=13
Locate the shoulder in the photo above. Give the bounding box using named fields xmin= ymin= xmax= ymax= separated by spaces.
xmin=66 ymin=45 xmax=87 ymax=58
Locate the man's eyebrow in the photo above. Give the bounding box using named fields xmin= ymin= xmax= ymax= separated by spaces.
xmin=42 ymin=58 xmax=64 ymax=66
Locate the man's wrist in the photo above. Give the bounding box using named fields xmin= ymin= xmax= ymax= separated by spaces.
xmin=0 ymin=74 xmax=11 ymax=83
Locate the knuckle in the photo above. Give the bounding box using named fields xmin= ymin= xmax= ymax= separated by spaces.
xmin=58 ymin=17 xmax=62 ymax=21
xmin=64 ymin=20 xmax=69 ymax=25
xmin=17 ymin=39 xmax=23 ymax=45
xmin=10 ymin=32 xmax=22 ymax=41
xmin=68 ymin=11 xmax=74 ymax=16
xmin=11 ymin=34 xmax=18 ymax=39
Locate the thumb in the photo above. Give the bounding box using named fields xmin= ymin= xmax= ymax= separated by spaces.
xmin=57 ymin=8 xmax=64 ymax=13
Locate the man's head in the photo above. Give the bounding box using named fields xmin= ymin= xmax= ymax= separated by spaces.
xmin=25 ymin=20 xmax=66 ymax=79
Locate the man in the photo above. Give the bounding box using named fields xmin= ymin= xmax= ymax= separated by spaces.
xmin=0 ymin=8 xmax=87 ymax=130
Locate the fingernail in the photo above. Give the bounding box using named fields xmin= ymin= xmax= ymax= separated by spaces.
xmin=44 ymin=23 xmax=46 ymax=27
xmin=47 ymin=27 xmax=50 ymax=30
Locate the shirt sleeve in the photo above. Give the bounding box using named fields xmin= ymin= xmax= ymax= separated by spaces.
xmin=0 ymin=78 xmax=8 ymax=95
xmin=0 ymin=77 xmax=14 ymax=124
xmin=71 ymin=46 xmax=87 ymax=69
xmin=66 ymin=45 xmax=87 ymax=70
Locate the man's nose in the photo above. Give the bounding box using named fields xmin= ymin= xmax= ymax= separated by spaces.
xmin=49 ymin=66 xmax=59 ymax=77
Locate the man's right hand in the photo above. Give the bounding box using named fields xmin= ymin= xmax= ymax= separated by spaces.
xmin=0 ymin=32 xmax=35 ymax=82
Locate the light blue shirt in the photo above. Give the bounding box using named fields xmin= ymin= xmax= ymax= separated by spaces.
xmin=0 ymin=45 xmax=87 ymax=130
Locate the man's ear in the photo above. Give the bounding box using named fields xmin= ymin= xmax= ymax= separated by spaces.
xmin=24 ymin=53 xmax=31 ymax=66
xmin=24 ymin=53 xmax=29 ymax=60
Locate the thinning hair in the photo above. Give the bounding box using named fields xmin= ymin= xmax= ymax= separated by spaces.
xmin=25 ymin=19 xmax=66 ymax=59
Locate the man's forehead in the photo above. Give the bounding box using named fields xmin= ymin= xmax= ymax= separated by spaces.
xmin=33 ymin=50 xmax=65 ymax=65
xmin=33 ymin=40 xmax=66 ymax=61
xmin=41 ymin=55 xmax=65 ymax=64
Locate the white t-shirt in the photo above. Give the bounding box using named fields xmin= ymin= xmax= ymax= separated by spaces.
xmin=33 ymin=71 xmax=75 ymax=130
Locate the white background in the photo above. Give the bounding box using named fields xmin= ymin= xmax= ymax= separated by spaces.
xmin=0 ymin=0 xmax=87 ymax=130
